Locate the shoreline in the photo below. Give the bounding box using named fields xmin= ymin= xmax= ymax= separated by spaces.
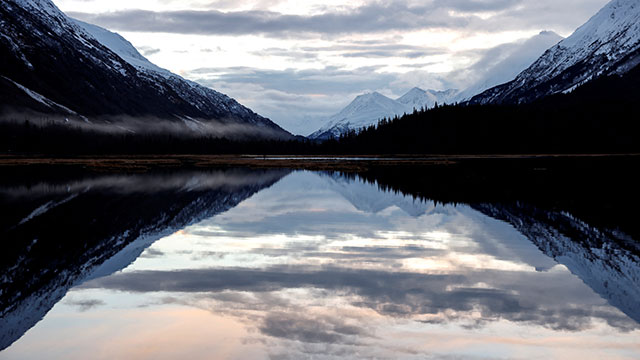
xmin=0 ymin=153 xmax=639 ymax=172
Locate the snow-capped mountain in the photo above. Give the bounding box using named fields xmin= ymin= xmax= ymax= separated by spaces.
xmin=309 ymin=92 xmax=408 ymax=139
xmin=309 ymin=88 xmax=458 ymax=140
xmin=0 ymin=0 xmax=290 ymax=138
xmin=469 ymin=0 xmax=640 ymax=105
xmin=456 ymin=31 xmax=564 ymax=102
xmin=397 ymin=88 xmax=459 ymax=111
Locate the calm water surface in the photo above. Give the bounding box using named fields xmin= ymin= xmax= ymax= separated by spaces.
xmin=1 ymin=169 xmax=639 ymax=359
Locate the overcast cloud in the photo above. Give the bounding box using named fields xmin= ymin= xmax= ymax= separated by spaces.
xmin=55 ymin=0 xmax=610 ymax=134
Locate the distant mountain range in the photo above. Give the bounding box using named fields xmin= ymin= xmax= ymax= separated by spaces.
xmin=469 ymin=0 xmax=640 ymax=105
xmin=309 ymin=88 xmax=459 ymax=140
xmin=310 ymin=0 xmax=640 ymax=140
xmin=0 ymin=0 xmax=291 ymax=139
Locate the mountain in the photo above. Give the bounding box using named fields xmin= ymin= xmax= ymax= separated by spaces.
xmin=309 ymin=88 xmax=457 ymax=140
xmin=456 ymin=31 xmax=564 ymax=102
xmin=474 ymin=202 xmax=640 ymax=324
xmin=469 ymin=0 xmax=640 ymax=105
xmin=309 ymin=92 xmax=407 ymax=140
xmin=397 ymin=88 xmax=459 ymax=111
xmin=0 ymin=0 xmax=290 ymax=139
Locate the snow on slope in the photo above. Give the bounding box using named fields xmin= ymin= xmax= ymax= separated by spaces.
xmin=475 ymin=202 xmax=640 ymax=324
xmin=70 ymin=18 xmax=274 ymax=127
xmin=72 ymin=19 xmax=171 ymax=77
xmin=543 ymin=0 xmax=640 ymax=76
xmin=397 ymin=88 xmax=459 ymax=111
xmin=309 ymin=92 xmax=408 ymax=139
xmin=309 ymin=88 xmax=458 ymax=139
xmin=457 ymin=31 xmax=563 ymax=102
xmin=469 ymin=0 xmax=640 ymax=104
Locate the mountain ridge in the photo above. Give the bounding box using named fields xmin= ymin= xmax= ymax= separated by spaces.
xmin=468 ymin=0 xmax=640 ymax=105
xmin=0 ymin=0 xmax=291 ymax=139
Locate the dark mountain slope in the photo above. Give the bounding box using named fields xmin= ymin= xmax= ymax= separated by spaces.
xmin=0 ymin=0 xmax=289 ymax=137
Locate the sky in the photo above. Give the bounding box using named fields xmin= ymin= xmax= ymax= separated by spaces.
xmin=55 ymin=0 xmax=611 ymax=134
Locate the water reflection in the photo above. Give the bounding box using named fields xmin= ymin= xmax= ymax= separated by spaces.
xmin=1 ymin=170 xmax=639 ymax=359
xmin=0 ymin=168 xmax=289 ymax=350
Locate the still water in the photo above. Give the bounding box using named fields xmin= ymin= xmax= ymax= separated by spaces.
xmin=1 ymin=169 xmax=639 ymax=359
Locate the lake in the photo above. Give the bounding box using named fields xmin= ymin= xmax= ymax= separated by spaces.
xmin=1 ymin=161 xmax=639 ymax=359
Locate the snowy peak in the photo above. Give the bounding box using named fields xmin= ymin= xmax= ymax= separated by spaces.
xmin=72 ymin=19 xmax=170 ymax=76
xmin=340 ymin=92 xmax=406 ymax=118
xmin=397 ymin=87 xmax=459 ymax=110
xmin=469 ymin=0 xmax=640 ymax=104
xmin=12 ymin=0 xmax=60 ymax=15
xmin=561 ymin=0 xmax=639 ymax=52
xmin=309 ymin=91 xmax=409 ymax=139
xmin=531 ymin=0 xmax=640 ymax=78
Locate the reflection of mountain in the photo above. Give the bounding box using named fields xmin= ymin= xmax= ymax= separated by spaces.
xmin=311 ymin=172 xmax=640 ymax=326
xmin=2 ymin=167 xmax=640 ymax=356
xmin=324 ymin=173 xmax=434 ymax=217
xmin=0 ymin=168 xmax=289 ymax=350
xmin=323 ymin=167 xmax=640 ymax=328
xmin=474 ymin=202 xmax=640 ymax=323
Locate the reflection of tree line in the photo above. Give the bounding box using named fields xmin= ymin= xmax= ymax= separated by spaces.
xmin=338 ymin=156 xmax=640 ymax=244
xmin=337 ymin=161 xmax=640 ymax=325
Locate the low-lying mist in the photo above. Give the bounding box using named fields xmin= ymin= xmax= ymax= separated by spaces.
xmin=0 ymin=109 xmax=290 ymax=141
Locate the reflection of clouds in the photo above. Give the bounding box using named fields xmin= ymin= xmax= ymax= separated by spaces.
xmin=139 ymin=248 xmax=165 ymax=258
xmin=105 ymin=171 xmax=639 ymax=352
xmin=81 ymin=265 xmax=638 ymax=332
xmin=64 ymin=298 xmax=106 ymax=312
xmin=260 ymin=311 xmax=371 ymax=345
xmin=9 ymin=170 xmax=640 ymax=359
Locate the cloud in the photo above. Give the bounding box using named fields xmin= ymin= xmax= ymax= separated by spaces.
xmin=67 ymin=0 xmax=607 ymax=38
xmin=259 ymin=312 xmax=371 ymax=344
xmin=137 ymin=46 xmax=161 ymax=56
xmin=64 ymin=298 xmax=106 ymax=311
xmin=67 ymin=5 xmax=471 ymax=37
xmin=80 ymin=265 xmax=638 ymax=332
